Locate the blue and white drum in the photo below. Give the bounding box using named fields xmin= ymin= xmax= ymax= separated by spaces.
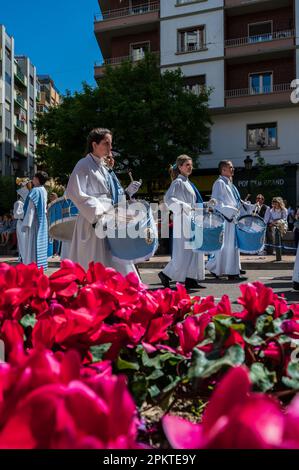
xmin=48 ymin=197 xmax=79 ymax=241
xmin=192 ymin=210 xmax=225 ymax=252
xmin=236 ymin=214 xmax=266 ymax=254
xmin=96 ymin=200 xmax=158 ymax=263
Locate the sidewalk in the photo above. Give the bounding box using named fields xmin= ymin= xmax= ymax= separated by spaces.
xmin=0 ymin=254 xmax=296 ymax=270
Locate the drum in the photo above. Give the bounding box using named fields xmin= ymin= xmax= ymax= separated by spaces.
xmin=48 ymin=197 xmax=79 ymax=241
xmin=192 ymin=210 xmax=225 ymax=252
xmin=96 ymin=200 xmax=158 ymax=263
xmin=236 ymin=214 xmax=266 ymax=254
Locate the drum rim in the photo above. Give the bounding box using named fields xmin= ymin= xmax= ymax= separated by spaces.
xmin=237 ymin=214 xmax=266 ymax=226
xmin=49 ymin=216 xmax=78 ymax=230
xmin=47 ymin=195 xmax=68 ymax=210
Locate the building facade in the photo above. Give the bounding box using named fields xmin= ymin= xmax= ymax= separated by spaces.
xmin=0 ymin=24 xmax=39 ymax=177
xmin=94 ymin=0 xmax=160 ymax=79
xmin=37 ymin=75 xmax=60 ymax=113
xmin=94 ymin=1 xmax=299 ymax=201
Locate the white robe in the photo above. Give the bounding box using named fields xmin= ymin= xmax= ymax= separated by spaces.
xmin=206 ymin=176 xmax=240 ymax=276
xmin=21 ymin=186 xmax=48 ymax=265
xmin=293 ymin=246 xmax=299 ymax=283
xmin=162 ymin=175 xmax=205 ymax=282
xmin=13 ymin=200 xmax=26 ymax=262
xmin=65 ymin=154 xmax=138 ymax=277
xmin=60 ymin=240 xmax=71 ymax=260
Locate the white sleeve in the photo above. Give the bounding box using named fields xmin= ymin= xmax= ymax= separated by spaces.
xmin=65 ymin=162 xmax=109 ymax=224
xmin=13 ymin=201 xmax=24 ymax=219
xmin=164 ymin=179 xmax=192 ymax=213
xmin=264 ymin=207 xmax=270 ymax=224
xmin=212 ymin=180 xmax=239 ymax=219
xmin=22 ymin=199 xmax=35 ymax=229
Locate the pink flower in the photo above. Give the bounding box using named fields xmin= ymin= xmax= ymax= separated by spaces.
xmin=175 ymin=313 xmax=211 ymax=356
xmin=163 ymin=367 xmax=287 ymax=449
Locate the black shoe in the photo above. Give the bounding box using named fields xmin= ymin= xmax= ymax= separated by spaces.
xmin=185 ymin=278 xmax=206 ymax=289
xmin=293 ymin=281 xmax=299 ymax=291
xmin=227 ymin=275 xmax=248 ymax=281
xmin=210 ymin=272 xmax=219 ymax=279
xmin=158 ymin=271 xmax=170 ymax=288
xmin=240 ymin=269 xmax=246 ymax=275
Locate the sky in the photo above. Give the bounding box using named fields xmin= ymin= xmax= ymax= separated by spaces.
xmin=1 ymin=0 xmax=102 ymax=95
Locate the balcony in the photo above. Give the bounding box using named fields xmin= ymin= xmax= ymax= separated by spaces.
xmin=14 ymin=116 xmax=27 ymax=134
xmin=225 ymin=0 xmax=290 ymax=14
xmin=94 ymin=1 xmax=160 ymax=56
xmin=14 ymin=64 xmax=27 ymax=87
xmin=225 ymin=82 xmax=292 ymax=108
xmin=14 ymin=91 xmax=27 ymax=109
xmin=94 ymin=51 xmax=160 ymax=78
xmin=14 ymin=142 xmax=27 ymax=157
xmin=225 ymin=30 xmax=295 ymax=59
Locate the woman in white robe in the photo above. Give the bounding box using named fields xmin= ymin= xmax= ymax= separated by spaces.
xmin=158 ymin=155 xmax=205 ymax=289
xmin=13 ymin=185 xmax=29 ymax=262
xmin=206 ymin=160 xmax=250 ymax=279
xmin=65 ymin=128 xmax=139 ymax=277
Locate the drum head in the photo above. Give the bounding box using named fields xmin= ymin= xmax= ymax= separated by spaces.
xmin=49 ymin=218 xmax=76 ymax=241
xmin=237 ymin=214 xmax=266 ymax=233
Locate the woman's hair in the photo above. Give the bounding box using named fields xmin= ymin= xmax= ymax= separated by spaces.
xmin=169 ymin=154 xmax=192 ymax=180
xmin=35 ymin=171 xmax=49 ymax=186
xmin=272 ymin=197 xmax=286 ymax=210
xmin=86 ymin=128 xmax=112 ymax=154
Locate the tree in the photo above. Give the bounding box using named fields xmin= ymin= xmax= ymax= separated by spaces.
xmin=35 ymin=53 xmax=212 ymax=190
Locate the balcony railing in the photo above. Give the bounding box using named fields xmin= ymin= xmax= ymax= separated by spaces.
xmin=95 ymin=51 xmax=160 ymax=67
xmin=225 ymin=82 xmax=291 ymax=98
xmin=14 ymin=143 xmax=27 ymax=156
xmin=14 ymin=65 xmax=27 ymax=86
xmin=14 ymin=116 xmax=27 ymax=134
xmin=94 ymin=1 xmax=159 ymax=21
xmin=177 ymin=44 xmax=206 ymax=54
xmin=14 ymin=92 xmax=27 ymax=109
xmin=225 ymin=29 xmax=295 ymax=47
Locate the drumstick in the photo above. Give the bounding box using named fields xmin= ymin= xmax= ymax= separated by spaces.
xmin=128 ymin=169 xmax=134 ymax=183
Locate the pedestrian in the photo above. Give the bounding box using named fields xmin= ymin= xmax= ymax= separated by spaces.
xmin=13 ymin=180 xmax=29 ymax=261
xmin=158 ymin=154 xmax=205 ymax=290
xmin=65 ymin=127 xmax=141 ymax=274
xmin=266 ymin=197 xmax=288 ymax=255
xmin=21 ymin=171 xmax=49 ymax=270
xmin=206 ymin=160 xmax=250 ymax=280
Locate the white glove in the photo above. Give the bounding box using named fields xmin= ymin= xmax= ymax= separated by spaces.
xmin=125 ymin=181 xmax=142 ymax=198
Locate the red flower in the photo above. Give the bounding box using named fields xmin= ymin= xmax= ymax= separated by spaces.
xmin=175 ymin=313 xmax=211 ymax=356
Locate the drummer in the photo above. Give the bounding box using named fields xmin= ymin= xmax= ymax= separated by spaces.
xmin=206 ymin=160 xmax=250 ymax=280
xmin=65 ymin=127 xmax=141 ymax=275
xmin=158 ymin=154 xmax=205 ymax=290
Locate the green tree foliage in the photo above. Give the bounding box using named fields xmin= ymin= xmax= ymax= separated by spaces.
xmin=35 ymin=54 xmax=212 ymax=186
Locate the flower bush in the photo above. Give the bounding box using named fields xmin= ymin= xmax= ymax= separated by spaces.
xmin=0 ymin=260 xmax=299 ymax=448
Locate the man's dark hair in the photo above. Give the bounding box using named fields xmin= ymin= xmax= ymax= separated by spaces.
xmin=218 ymin=160 xmax=232 ymax=174
xmin=86 ymin=128 xmax=112 ymax=154
xmin=35 ymin=171 xmax=49 ymax=186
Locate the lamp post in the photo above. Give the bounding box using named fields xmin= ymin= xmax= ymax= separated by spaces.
xmin=243 ymin=155 xmax=253 ymax=199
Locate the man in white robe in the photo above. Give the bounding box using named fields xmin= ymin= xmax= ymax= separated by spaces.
xmin=206 ymin=160 xmax=250 ymax=280
xmin=13 ymin=184 xmax=29 ymax=262
xmin=65 ymin=128 xmax=141 ymax=276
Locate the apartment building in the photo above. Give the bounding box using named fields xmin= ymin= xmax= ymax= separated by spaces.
xmin=0 ymin=24 xmax=38 ymax=177
xmin=94 ymin=0 xmax=160 ymax=79
xmin=94 ymin=1 xmax=299 ymax=201
xmin=37 ymin=75 xmax=60 ymax=113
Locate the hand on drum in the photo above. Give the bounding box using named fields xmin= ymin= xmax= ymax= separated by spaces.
xmin=125 ymin=181 xmax=142 ymax=198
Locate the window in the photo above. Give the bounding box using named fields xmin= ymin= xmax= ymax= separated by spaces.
xmin=5 ymin=47 xmax=11 ymax=60
xmin=5 ymin=128 xmax=11 ymax=140
xmin=30 ymin=75 xmax=34 ymax=86
xmin=249 ymin=72 xmax=272 ymax=94
xmin=5 ymin=72 xmax=11 ymax=85
xmin=130 ymin=42 xmax=150 ymax=61
xmin=247 ymin=123 xmax=277 ymax=149
xmin=248 ymin=21 xmax=272 ymax=43
xmin=184 ymin=75 xmax=206 ymax=95
xmin=5 ymin=100 xmax=11 ymax=112
xmin=178 ymin=26 xmax=205 ymax=53
xmin=30 ymin=97 xmax=34 ymax=107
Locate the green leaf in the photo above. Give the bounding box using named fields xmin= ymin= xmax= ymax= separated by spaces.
xmin=282 ymin=376 xmax=299 ymax=390
xmin=244 ymin=333 xmax=264 ymax=346
xmin=20 ymin=314 xmax=37 ymax=329
xmin=90 ymin=344 xmax=111 ymax=362
xmin=116 ymin=356 xmax=140 ymax=371
xmin=188 ymin=345 xmax=245 ymax=380
xmin=287 ymin=361 xmax=299 ymax=380
xmin=148 ymin=384 xmax=161 ymax=398
xmin=256 ymin=314 xmax=274 ymax=335
xmin=250 ymin=363 xmax=276 ymax=392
